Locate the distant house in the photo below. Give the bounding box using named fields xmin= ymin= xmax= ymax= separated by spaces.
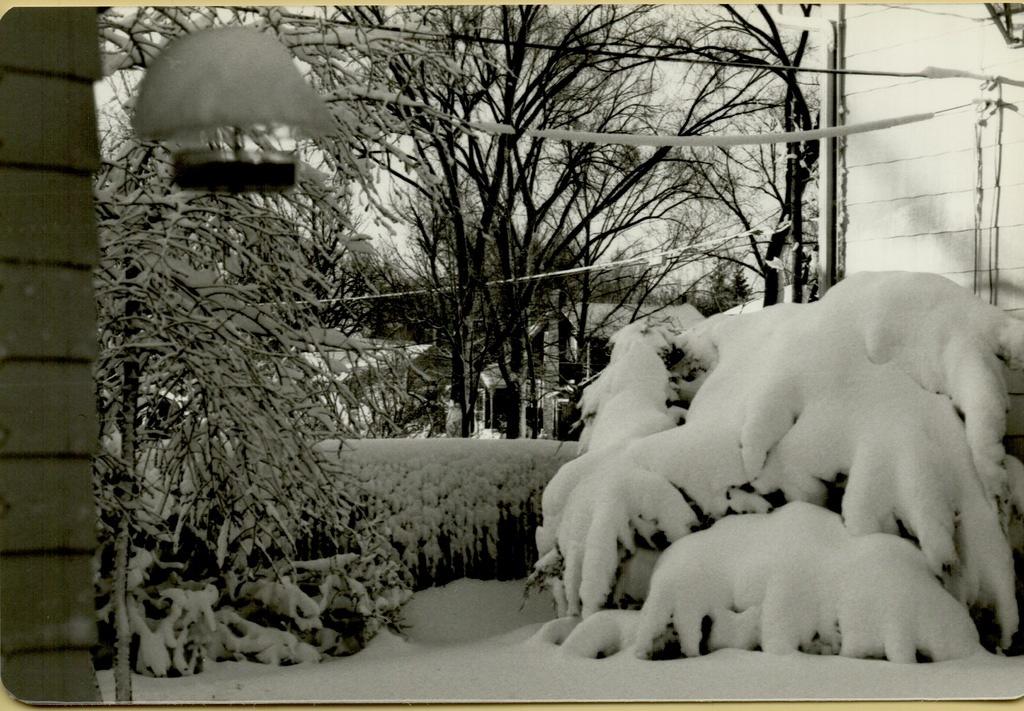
xmin=475 ymin=301 xmax=705 ymax=439
xmin=314 ymin=337 xmax=446 ymax=437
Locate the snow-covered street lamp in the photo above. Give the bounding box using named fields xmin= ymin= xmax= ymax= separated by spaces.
xmin=132 ymin=27 xmax=334 ymax=192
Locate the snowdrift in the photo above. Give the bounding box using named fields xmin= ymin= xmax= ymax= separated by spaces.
xmin=535 ymin=271 xmax=1024 ymax=659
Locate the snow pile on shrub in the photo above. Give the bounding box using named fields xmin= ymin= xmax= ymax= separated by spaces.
xmin=556 ymin=503 xmax=978 ymax=663
xmin=113 ymin=545 xmax=410 ymax=678
xmin=94 ymin=426 xmax=414 ymax=678
xmin=535 ymin=271 xmax=1024 ymax=659
xmin=317 ymin=439 xmax=577 ymax=588
xmin=577 ymin=310 xmax=700 ymax=455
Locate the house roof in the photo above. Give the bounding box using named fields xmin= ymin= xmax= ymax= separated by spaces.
xmin=316 ymin=337 xmax=432 ymax=377
xmin=579 ymin=301 xmax=705 ymax=339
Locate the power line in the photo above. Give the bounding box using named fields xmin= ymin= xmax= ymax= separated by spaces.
xmin=293 ymin=214 xmax=780 ymax=306
xmin=329 ymin=20 xmax=1020 ymax=85
xmin=469 ymin=102 xmax=976 ymax=149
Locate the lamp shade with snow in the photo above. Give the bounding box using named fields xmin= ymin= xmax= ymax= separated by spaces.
xmin=132 ymin=27 xmax=334 ymax=192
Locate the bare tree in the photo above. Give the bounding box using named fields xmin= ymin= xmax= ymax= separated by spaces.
xmin=346 ymin=5 xmax=774 ymax=436
xmin=684 ymin=4 xmax=823 ymax=305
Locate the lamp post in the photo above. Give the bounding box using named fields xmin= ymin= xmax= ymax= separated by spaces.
xmin=132 ymin=27 xmax=334 ymax=192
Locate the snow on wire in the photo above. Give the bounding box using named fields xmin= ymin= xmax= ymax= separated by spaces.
xmin=470 ymin=103 xmax=978 ymax=149
xmin=327 ymin=20 xmax=1024 ymax=87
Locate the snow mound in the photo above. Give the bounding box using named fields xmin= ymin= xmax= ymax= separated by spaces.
xmin=636 ymin=503 xmax=980 ymax=663
xmin=537 ymin=271 xmax=1024 ymax=653
xmin=742 ymin=271 xmax=1024 ymax=522
xmin=536 ymin=451 xmax=700 ymax=617
xmin=550 ymin=504 xmax=980 ymax=663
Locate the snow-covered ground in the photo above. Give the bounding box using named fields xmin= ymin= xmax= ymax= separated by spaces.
xmin=98 ymin=578 xmax=1024 ymax=702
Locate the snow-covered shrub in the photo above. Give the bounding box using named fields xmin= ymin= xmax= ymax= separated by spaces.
xmin=577 ymin=312 xmax=699 ymax=455
xmin=96 ymin=544 xmax=411 ymax=677
xmin=535 ymin=271 xmax=1024 ymax=656
xmin=548 ymin=503 xmax=980 ymax=663
xmin=90 ymin=57 xmax=416 ymax=686
xmin=638 ymin=503 xmax=980 ymax=662
xmin=90 ymin=7 xmax=469 ymax=681
xmin=737 ymin=272 xmax=1024 ymax=527
xmin=318 ymin=439 xmax=577 ymax=588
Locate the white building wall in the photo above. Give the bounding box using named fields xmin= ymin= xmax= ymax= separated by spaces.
xmin=839 ymin=4 xmax=1024 ymax=439
xmin=841 ymin=4 xmax=1024 ymax=307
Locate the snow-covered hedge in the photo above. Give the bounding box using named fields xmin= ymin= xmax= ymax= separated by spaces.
xmin=535 ymin=271 xmax=1024 ymax=661
xmin=318 ymin=439 xmax=577 ymax=588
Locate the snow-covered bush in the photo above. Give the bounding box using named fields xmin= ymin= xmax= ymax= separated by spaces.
xmin=99 ymin=546 xmax=410 ymax=677
xmin=90 ymin=12 xmax=453 ymax=679
xmin=89 ymin=139 xmax=414 ymax=673
xmin=548 ymin=503 xmax=980 ymax=663
xmin=576 ymin=313 xmax=697 ymax=455
xmin=318 ymin=439 xmax=577 ymax=588
xmin=535 ymin=271 xmax=1024 ymax=657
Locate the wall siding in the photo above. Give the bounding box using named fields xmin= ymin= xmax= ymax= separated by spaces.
xmin=845 ymin=143 xmax=1024 ymax=202
xmin=0 ymin=170 xmax=99 ymax=265
xmin=0 ymin=71 xmax=100 ymax=173
xmin=840 ymin=4 xmax=1024 ymax=435
xmin=0 ymin=7 xmax=102 ymax=703
xmin=845 ymin=226 xmax=1024 ymax=275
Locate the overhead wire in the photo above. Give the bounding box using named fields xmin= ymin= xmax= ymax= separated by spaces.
xmin=330 ymin=20 xmax=1024 ymax=86
xmin=306 ymin=18 xmax=1018 ymax=306
xmin=468 ymin=101 xmax=979 ymax=149
xmin=285 ymin=214 xmax=780 ymax=306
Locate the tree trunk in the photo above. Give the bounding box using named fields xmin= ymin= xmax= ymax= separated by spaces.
xmin=461 ymin=399 xmax=475 ymax=437
xmin=526 ymin=334 xmax=539 ymax=439
xmin=113 ymin=521 xmax=133 ymax=702
xmin=504 ymin=335 xmax=524 ymax=439
xmin=114 ymin=272 xmax=141 ymax=702
xmin=789 ymin=148 xmax=809 ymax=304
xmin=789 ymin=178 xmax=805 ymax=304
xmin=578 ymin=268 xmax=592 ymax=382
xmin=557 ymin=287 xmax=577 ymax=387
xmin=762 ymin=226 xmax=788 ymax=307
xmin=504 ymin=382 xmax=523 ymax=439
xmin=765 ymin=87 xmax=800 ymax=308
xmin=461 ymin=366 xmax=477 ymax=437
xmin=450 ymin=345 xmax=470 ymax=437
